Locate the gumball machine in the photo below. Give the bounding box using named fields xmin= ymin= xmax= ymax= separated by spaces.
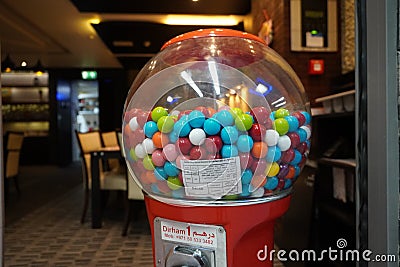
xmin=122 ymin=29 xmax=311 ymax=267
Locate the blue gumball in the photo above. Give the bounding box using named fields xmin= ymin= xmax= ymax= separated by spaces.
xmin=164 ymin=161 xmax=179 ymax=177
xmin=241 ymin=169 xmax=253 ymax=184
xmin=154 ymin=167 xmax=167 ymax=180
xmin=221 ymin=145 xmax=239 ymax=158
xmin=264 ymin=176 xmax=279 ymax=190
xmin=220 ymin=126 xmax=239 ymax=144
xmin=143 ymin=121 xmax=158 ymax=138
xmin=296 ymin=128 xmax=307 ymax=143
xmin=188 ymin=110 xmax=205 ymax=128
xmin=151 ymin=183 xmax=160 ymax=194
xmin=285 ymin=115 xmax=299 ymax=132
xmin=169 ymin=131 xmax=179 ymax=143
xmin=237 ymin=135 xmax=254 ymax=153
xmin=171 ymin=188 xmax=185 ymax=198
xmin=174 ymin=115 xmax=191 ymax=137
xmin=213 ymin=110 xmax=234 ymax=127
xmin=203 ymin=118 xmax=221 ymax=135
xmin=284 ymin=179 xmax=292 ymax=189
xmin=240 ymin=184 xmax=251 ymax=197
xmin=301 ymin=111 xmax=311 ymax=125
xmin=290 ymin=150 xmax=302 ymax=165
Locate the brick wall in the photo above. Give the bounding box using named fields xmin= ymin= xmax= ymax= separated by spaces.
xmin=251 ymin=0 xmax=344 ymax=106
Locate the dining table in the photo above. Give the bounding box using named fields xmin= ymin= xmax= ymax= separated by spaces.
xmin=90 ymin=146 xmax=123 ymax=229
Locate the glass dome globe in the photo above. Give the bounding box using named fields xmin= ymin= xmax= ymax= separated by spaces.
xmin=122 ymin=29 xmax=311 ymax=205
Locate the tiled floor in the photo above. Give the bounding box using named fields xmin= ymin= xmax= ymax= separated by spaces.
xmin=4 ymin=164 xmax=286 ymax=266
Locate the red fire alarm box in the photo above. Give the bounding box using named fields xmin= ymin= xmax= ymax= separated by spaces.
xmin=309 ymin=59 xmax=324 ymax=75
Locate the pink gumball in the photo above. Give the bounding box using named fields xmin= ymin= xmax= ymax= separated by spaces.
xmin=137 ymin=111 xmax=150 ymax=128
xmin=175 ymin=154 xmax=189 ymax=169
xmin=152 ymin=149 xmax=166 ymax=167
xmin=163 ymin=143 xmax=178 ymax=162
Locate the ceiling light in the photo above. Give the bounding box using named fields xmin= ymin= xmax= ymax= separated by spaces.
xmin=113 ymin=41 xmax=134 ymax=47
xmin=21 ymin=61 xmax=27 ymax=67
xmin=1 ymin=54 xmax=15 ymax=73
xmin=89 ymin=18 xmax=101 ymax=25
xmin=33 ymin=60 xmax=46 ymax=76
xmin=163 ymin=15 xmax=243 ymax=26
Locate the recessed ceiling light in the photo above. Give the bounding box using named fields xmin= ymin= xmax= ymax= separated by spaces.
xmin=143 ymin=41 xmax=151 ymax=47
xmin=164 ymin=15 xmax=243 ymax=26
xmin=21 ymin=61 xmax=27 ymax=67
xmin=113 ymin=41 xmax=134 ymax=47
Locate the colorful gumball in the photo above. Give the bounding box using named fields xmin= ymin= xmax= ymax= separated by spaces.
xmin=164 ymin=161 xmax=179 ymax=177
xmin=188 ymin=128 xmax=206 ymax=146
xmin=220 ymin=126 xmax=239 ymax=144
xmin=249 ymin=123 xmax=266 ymax=142
xmin=152 ymin=131 xmax=169 ymax=148
xmin=203 ymin=118 xmax=221 ymax=135
xmin=221 ymin=145 xmax=239 ymax=158
xmin=143 ymin=121 xmax=158 ymax=138
xmin=277 ymin=135 xmax=291 ymax=152
xmin=188 ymin=110 xmax=206 ymax=128
xmin=274 ymin=108 xmax=290 ymax=118
xmin=142 ymin=138 xmax=156 ymax=154
xmin=189 ymin=146 xmax=207 ymax=160
xmin=143 ymin=155 xmax=155 ymax=171
xmin=151 ymin=149 xmax=166 ymax=167
xmin=241 ymin=169 xmax=253 ymax=184
xmin=265 ymin=129 xmax=279 ymax=146
xmin=213 ymin=110 xmax=234 ymax=127
xmin=167 ymin=176 xmax=183 ymax=190
xmin=235 ymin=113 xmax=253 ymax=131
xmin=237 ymin=135 xmax=254 ymax=153
xmin=129 ymin=117 xmax=139 ymax=131
xmin=250 ymin=106 xmax=270 ymax=125
xmin=176 ymin=137 xmax=192 ymax=155
xmin=157 ymin=116 xmax=175 ymax=133
xmin=273 ymin=118 xmax=289 ymax=136
xmin=239 ymin=152 xmax=254 ymax=169
xmin=151 ymin=106 xmax=168 ymax=122
xmin=163 ymin=143 xmax=179 ymax=162
xmin=251 ymin=142 xmax=268 ymax=158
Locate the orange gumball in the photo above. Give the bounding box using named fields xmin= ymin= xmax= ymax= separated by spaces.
xmin=207 ymin=107 xmax=217 ymax=117
xmin=250 ymin=174 xmax=267 ymax=189
xmin=251 ymin=142 xmax=268 ymax=158
xmin=152 ymin=131 xmax=170 ymax=148
xmin=145 ymin=171 xmax=157 ymax=184
xmin=285 ymin=165 xmax=296 ymax=179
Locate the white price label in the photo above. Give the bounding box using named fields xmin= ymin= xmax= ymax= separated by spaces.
xmin=181 ymin=157 xmax=242 ymax=199
xmin=160 ymin=220 xmax=218 ymax=248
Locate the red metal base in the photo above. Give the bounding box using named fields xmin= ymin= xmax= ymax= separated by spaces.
xmin=145 ymin=195 xmax=291 ymax=267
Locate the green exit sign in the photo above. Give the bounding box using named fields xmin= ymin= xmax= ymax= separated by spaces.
xmin=81 ymin=71 xmax=97 ymax=80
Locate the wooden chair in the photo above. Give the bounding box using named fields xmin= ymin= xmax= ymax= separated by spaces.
xmin=4 ymin=131 xmax=24 ymax=201
xmin=117 ymin=131 xmax=145 ymax=236
xmin=101 ymin=130 xmax=121 ymax=171
xmin=75 ymin=130 xmax=127 ymax=224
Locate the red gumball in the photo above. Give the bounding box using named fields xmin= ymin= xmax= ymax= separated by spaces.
xmin=296 ymin=142 xmax=309 ymax=154
xmin=205 ymin=135 xmax=223 ymax=153
xmin=280 ymin=149 xmax=295 ymax=163
xmin=176 ymin=137 xmax=193 ymax=155
xmin=287 ymin=132 xmax=301 ymax=148
xmin=249 ymin=123 xmax=266 ymax=142
xmin=239 ymin=152 xmax=254 ymax=169
xmin=189 ymin=146 xmax=207 ymax=160
xmin=292 ymin=111 xmax=306 ymax=126
xmin=195 ymin=106 xmax=210 ymax=118
xmin=250 ymin=106 xmax=270 ymax=126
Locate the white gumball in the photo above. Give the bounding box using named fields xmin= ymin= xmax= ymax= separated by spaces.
xmin=129 ymin=117 xmax=139 ymax=131
xmin=265 ymin=129 xmax=279 ymax=146
xmin=134 ymin=143 xmax=146 ymax=159
xmin=277 ymin=135 xmax=291 ymax=151
xmin=300 ymin=125 xmax=311 ymax=140
xmin=142 ymin=138 xmax=156 ymax=154
xmin=189 ymin=128 xmax=206 ymax=146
